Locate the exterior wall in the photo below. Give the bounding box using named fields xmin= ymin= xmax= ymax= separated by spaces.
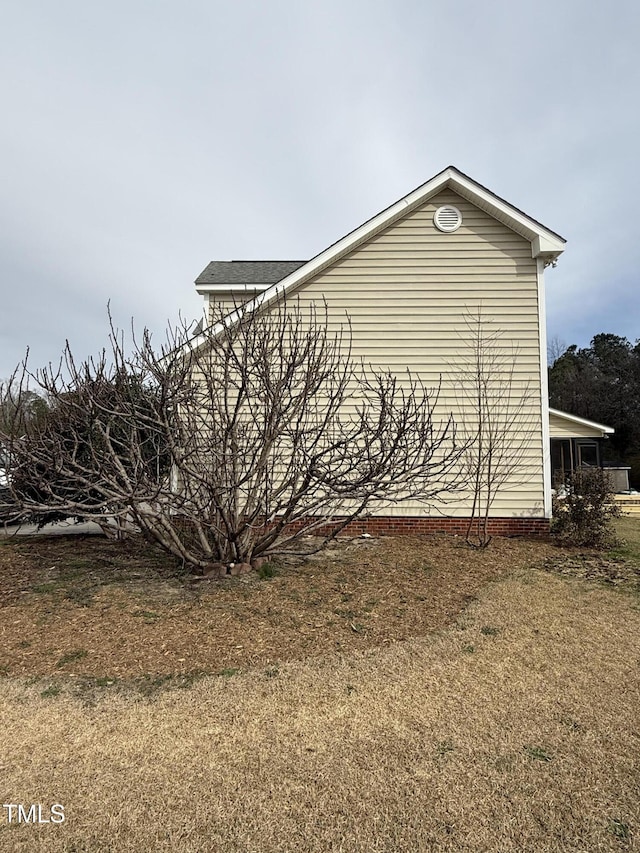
xmin=208 ymin=291 xmax=259 ymax=322
xmin=285 ymin=516 xmax=550 ymax=538
xmin=549 ymin=413 xmax=605 ymax=439
xmin=284 ymin=188 xmax=545 ymax=518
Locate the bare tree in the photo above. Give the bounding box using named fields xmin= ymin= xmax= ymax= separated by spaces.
xmin=0 ymin=379 xmax=50 ymax=526
xmin=1 ymin=358 xmax=169 ymax=533
xmin=1 ymin=301 xmax=466 ymax=573
xmin=454 ymin=310 xmax=536 ymax=548
xmin=547 ymin=334 xmax=567 ymax=366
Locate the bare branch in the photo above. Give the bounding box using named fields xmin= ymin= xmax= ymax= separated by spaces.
xmin=452 ymin=308 xmax=537 ymax=548
xmin=1 ymin=300 xmax=467 ymax=571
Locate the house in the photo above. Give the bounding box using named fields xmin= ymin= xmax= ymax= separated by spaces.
xmin=548 ymin=409 xmax=631 ymax=491
xmin=193 ymin=166 xmax=611 ymax=536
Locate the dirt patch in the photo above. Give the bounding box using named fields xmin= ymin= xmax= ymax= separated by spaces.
xmin=0 ymin=532 xmax=560 ymax=679
xmin=540 ymin=551 xmax=640 ymax=589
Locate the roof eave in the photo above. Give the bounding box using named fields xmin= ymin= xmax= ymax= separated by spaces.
xmin=246 ymin=166 xmax=567 ymax=310
xmin=195 ymin=283 xmax=270 ymax=295
xmin=444 ymin=169 xmax=566 ymax=260
xmin=549 ymin=408 xmax=615 ymax=435
xmin=188 ymin=165 xmax=566 ymax=352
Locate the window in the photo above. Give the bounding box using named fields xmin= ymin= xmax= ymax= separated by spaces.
xmin=576 ymin=441 xmax=599 ymax=468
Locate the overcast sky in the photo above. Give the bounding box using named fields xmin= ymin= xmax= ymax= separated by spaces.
xmin=1 ymin=0 xmax=639 ymax=378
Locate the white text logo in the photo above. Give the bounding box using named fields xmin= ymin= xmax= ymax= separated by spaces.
xmin=2 ymin=804 xmax=65 ymax=824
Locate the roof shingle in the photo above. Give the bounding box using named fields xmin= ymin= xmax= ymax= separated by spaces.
xmin=195 ymin=260 xmax=307 ymax=287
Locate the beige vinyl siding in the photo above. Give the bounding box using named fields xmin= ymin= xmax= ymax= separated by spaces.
xmin=208 ymin=292 xmax=256 ymax=322
xmin=280 ymin=188 xmax=544 ymax=518
xmin=549 ymin=413 xmax=605 ymax=439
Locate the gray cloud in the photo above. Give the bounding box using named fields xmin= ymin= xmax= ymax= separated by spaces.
xmin=1 ymin=0 xmax=639 ymax=377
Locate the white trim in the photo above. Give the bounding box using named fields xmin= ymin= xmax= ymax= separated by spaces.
xmin=196 ymin=283 xmax=270 ymax=295
xmin=185 ymin=284 xmax=290 ymax=355
xmin=443 ymin=171 xmax=565 ymax=253
xmin=549 ymin=408 xmax=615 ymax=435
xmin=254 ymin=167 xmax=566 ymax=307
xmin=189 ymin=166 xmax=567 ymax=352
xmin=532 ymin=234 xmax=564 ymax=260
xmin=537 ymin=258 xmax=552 ymax=518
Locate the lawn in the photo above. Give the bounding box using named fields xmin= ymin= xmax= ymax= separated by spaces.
xmin=0 ymin=522 xmax=639 ymax=851
xmin=611 ymin=515 xmax=640 ymax=564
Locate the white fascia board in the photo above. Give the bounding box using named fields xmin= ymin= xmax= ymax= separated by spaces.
xmin=448 ymin=173 xmax=566 ymax=260
xmin=186 ymin=282 xmax=290 ymax=354
xmin=195 ymin=283 xmax=270 ymax=295
xmin=247 ymin=169 xmax=457 ymax=307
xmin=531 ymin=234 xmax=566 ymax=260
xmin=217 ymin=168 xmax=566 ymax=319
xmin=192 ymin=172 xmax=455 ymax=312
xmin=549 ymin=408 xmax=615 ymax=435
xmin=188 ymin=166 xmax=566 ymax=351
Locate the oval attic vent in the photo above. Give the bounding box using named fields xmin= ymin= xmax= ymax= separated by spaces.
xmin=434 ymin=205 xmax=462 ymax=233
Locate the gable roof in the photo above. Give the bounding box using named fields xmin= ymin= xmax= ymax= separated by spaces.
xmin=189 ymin=165 xmax=566 ymax=350
xmin=196 ymin=260 xmax=306 ymax=294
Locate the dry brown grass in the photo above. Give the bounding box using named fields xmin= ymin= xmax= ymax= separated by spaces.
xmin=0 ymin=532 xmax=554 ymax=678
xmin=0 ymin=529 xmax=639 ymax=851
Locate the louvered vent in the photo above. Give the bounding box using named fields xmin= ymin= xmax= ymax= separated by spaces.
xmin=434 ymin=205 xmax=462 ymax=233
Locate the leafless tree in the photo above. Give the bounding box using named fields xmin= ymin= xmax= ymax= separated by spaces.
xmin=454 ymin=310 xmax=537 ymax=548
xmin=1 ymin=301 xmax=466 ymax=573
xmin=0 ymin=379 xmax=50 ymax=526
xmin=1 ymin=356 xmax=169 ymax=532
xmin=547 ymin=334 xmax=567 ymax=366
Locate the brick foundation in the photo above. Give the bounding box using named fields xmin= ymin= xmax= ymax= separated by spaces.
xmin=286 ymin=516 xmax=550 ymax=539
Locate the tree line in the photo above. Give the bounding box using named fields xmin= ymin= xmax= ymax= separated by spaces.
xmin=548 ymin=333 xmax=640 ymax=488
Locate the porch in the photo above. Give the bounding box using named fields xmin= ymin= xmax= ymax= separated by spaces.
xmin=548 ymin=408 xmax=623 ymax=488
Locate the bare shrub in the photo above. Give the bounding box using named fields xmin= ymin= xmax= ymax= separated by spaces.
xmin=552 ymin=468 xmax=620 ymax=549
xmin=1 ymin=302 xmax=467 ymax=571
